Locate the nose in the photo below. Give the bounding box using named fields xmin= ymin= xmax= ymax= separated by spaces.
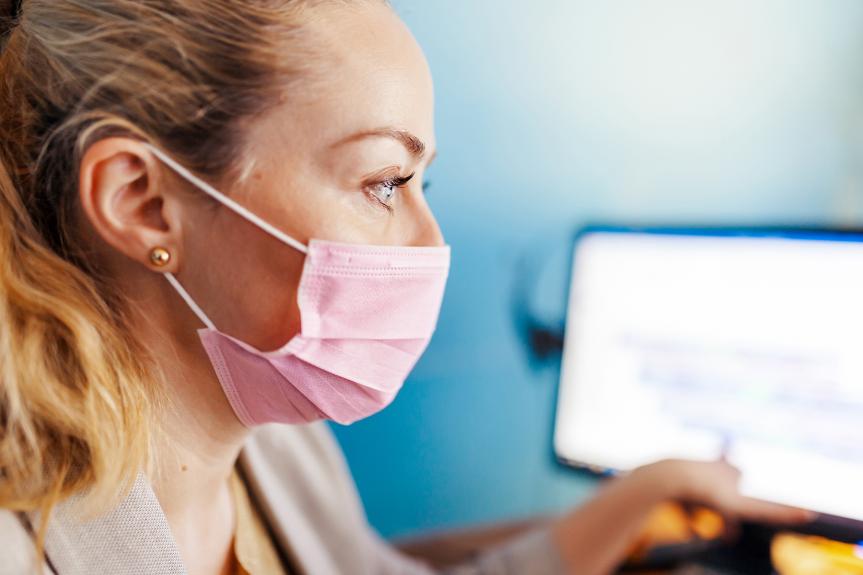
xmin=427 ymin=220 xmax=445 ymax=247
xmin=413 ymin=201 xmax=445 ymax=247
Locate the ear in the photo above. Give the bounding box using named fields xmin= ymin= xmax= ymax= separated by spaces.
xmin=78 ymin=138 xmax=183 ymax=273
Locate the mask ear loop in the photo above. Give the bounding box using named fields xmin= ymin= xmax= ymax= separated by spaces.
xmin=144 ymin=143 xmax=309 ymax=255
xmin=165 ymin=272 xmax=217 ymax=331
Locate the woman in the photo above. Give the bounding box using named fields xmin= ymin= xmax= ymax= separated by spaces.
xmin=0 ymin=1 xmax=811 ymax=574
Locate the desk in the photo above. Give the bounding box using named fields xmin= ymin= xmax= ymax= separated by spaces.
xmin=396 ymin=515 xmax=863 ymax=575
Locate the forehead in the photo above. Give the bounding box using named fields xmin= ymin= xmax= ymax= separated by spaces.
xmin=260 ymin=3 xmax=436 ymax=154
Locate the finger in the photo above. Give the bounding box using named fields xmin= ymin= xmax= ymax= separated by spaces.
xmin=732 ymin=496 xmax=816 ymax=525
xmin=709 ymin=459 xmax=741 ymax=483
xmin=714 ymin=457 xmax=740 ymax=474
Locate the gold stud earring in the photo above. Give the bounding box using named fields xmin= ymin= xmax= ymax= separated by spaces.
xmin=149 ymin=247 xmax=171 ymax=267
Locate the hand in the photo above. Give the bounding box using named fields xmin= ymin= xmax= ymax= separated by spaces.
xmin=630 ymin=459 xmax=816 ymax=525
xmin=548 ymin=458 xmax=816 ymax=575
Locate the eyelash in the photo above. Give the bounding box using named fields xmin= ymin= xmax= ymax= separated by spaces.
xmin=366 ymin=172 xmax=432 ymax=213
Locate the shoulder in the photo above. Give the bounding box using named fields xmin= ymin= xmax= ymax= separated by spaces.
xmin=239 ymin=422 xmax=378 ymax=571
xmin=240 ymin=421 xmax=363 ymax=511
xmin=239 ymin=423 xmax=439 ymax=575
xmin=0 ymin=509 xmax=50 ymax=574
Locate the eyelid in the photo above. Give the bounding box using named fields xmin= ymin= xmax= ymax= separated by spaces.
xmin=386 ymin=172 xmax=416 ymax=187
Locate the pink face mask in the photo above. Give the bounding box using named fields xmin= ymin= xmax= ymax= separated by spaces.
xmin=146 ymin=145 xmax=450 ymax=426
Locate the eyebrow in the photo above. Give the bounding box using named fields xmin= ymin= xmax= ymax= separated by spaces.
xmin=331 ymin=128 xmax=428 ymax=161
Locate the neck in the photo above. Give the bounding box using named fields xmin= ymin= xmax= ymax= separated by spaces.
xmin=153 ymin=389 xmax=248 ymax=523
xmin=138 ymin=280 xmax=251 ymax=523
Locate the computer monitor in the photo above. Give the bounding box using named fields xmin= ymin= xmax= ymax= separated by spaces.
xmin=554 ymin=226 xmax=863 ymax=537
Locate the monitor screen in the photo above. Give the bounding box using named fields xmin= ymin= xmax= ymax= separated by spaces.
xmin=554 ymin=228 xmax=863 ymax=523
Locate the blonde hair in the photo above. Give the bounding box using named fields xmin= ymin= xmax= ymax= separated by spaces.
xmin=0 ymin=0 xmax=367 ymax=555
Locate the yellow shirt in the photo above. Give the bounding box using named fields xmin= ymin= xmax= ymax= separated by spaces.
xmin=229 ymin=467 xmax=296 ymax=575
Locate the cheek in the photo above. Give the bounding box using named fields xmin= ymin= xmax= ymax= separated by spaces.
xmin=190 ymin=212 xmax=305 ymax=351
xmin=290 ymin=182 xmax=397 ymax=244
xmin=307 ymin=189 xmax=437 ymax=247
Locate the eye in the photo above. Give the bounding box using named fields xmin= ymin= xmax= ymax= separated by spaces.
xmin=366 ymin=172 xmax=416 ymax=210
xmin=370 ymin=181 xmax=398 ymax=204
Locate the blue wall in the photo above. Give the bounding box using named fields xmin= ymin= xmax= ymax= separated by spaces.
xmin=331 ymin=0 xmax=863 ymax=538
